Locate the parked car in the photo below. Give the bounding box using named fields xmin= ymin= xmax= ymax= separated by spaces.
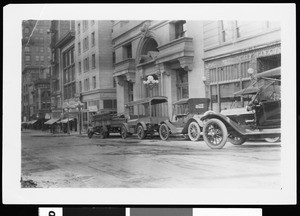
xmin=159 ymin=98 xmax=210 ymax=141
xmin=201 ymin=67 xmax=281 ymax=149
xmin=87 ymin=112 xmax=126 ymax=139
xmin=120 ymin=96 xmax=169 ymax=139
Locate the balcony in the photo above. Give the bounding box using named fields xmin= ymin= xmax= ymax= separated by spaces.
xmin=113 ymin=58 xmax=136 ymax=82
xmin=156 ymin=37 xmax=194 ymax=71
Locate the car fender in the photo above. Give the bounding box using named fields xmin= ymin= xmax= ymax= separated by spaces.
xmin=201 ymin=113 xmax=247 ymax=136
xmin=122 ymin=123 xmax=130 ymax=132
xmin=182 ymin=117 xmax=204 ymax=134
xmin=136 ymin=121 xmax=147 ymax=131
xmin=162 ymin=120 xmax=180 ymax=133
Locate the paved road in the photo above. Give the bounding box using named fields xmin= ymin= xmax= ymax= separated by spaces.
xmin=21 ymin=130 xmax=281 ymax=188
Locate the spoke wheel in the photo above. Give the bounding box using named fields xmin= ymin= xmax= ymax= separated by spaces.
xmin=159 ymin=123 xmax=170 ymax=141
xmin=88 ymin=131 xmax=93 ymax=139
xmin=137 ymin=125 xmax=146 ymax=139
xmin=188 ymin=121 xmax=201 ymax=142
xmin=121 ymin=125 xmax=128 ymax=139
xmin=228 ymin=134 xmax=246 ymax=145
xmin=203 ymin=118 xmax=228 ymax=149
xmin=265 ymin=137 xmax=280 ymax=143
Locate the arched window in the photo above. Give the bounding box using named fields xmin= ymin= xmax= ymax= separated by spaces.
xmin=139 ymin=38 xmax=159 ymax=63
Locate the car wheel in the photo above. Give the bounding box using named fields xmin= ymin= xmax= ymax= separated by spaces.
xmin=159 ymin=123 xmax=170 ymax=141
xmin=88 ymin=131 xmax=93 ymax=139
xmin=203 ymin=118 xmax=228 ymax=149
xmin=99 ymin=127 xmax=107 ymax=139
xmin=188 ymin=121 xmax=201 ymax=142
xmin=137 ymin=125 xmax=146 ymax=139
xmin=121 ymin=125 xmax=128 ymax=139
xmin=228 ymin=134 xmax=247 ymax=145
xmin=265 ymin=137 xmax=280 ymax=143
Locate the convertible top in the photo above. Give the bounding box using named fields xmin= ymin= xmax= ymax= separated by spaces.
xmin=233 ymin=86 xmax=260 ymax=96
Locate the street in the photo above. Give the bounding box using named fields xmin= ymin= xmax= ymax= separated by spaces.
xmin=21 ymin=130 xmax=281 ymax=188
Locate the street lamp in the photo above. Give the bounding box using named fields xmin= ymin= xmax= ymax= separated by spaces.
xmin=143 ymin=75 xmax=159 ymax=97
xmin=75 ymin=101 xmax=84 ymax=135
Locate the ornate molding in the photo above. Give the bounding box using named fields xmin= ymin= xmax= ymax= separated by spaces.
xmin=178 ymin=56 xmax=194 ymax=72
xmin=156 ymin=63 xmax=170 ymax=76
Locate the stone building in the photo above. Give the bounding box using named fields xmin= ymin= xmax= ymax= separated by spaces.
xmin=202 ymin=20 xmax=281 ymax=112
xmin=112 ymin=20 xmax=206 ymax=117
xmin=21 ymin=20 xmax=51 ymax=125
xmin=75 ymin=20 xmax=116 ymax=131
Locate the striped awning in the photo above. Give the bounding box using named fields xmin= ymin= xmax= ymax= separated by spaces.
xmin=57 ymin=118 xmax=74 ymax=124
xmin=44 ymin=118 xmax=60 ymax=125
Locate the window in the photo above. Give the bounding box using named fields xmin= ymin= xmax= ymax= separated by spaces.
xmin=236 ymin=21 xmax=264 ymax=38
xmin=91 ymin=32 xmax=95 ymax=47
xmin=128 ymin=82 xmax=133 ymax=102
xmin=77 ymin=43 xmax=80 ymax=55
xmin=24 ymin=46 xmax=30 ymax=52
xmin=39 ymin=28 xmax=44 ymax=34
xmin=175 ymin=20 xmax=186 ymax=39
xmin=40 ymin=47 xmax=44 ymax=52
xmin=221 ymin=20 xmax=232 ymax=42
xmin=83 ymin=20 xmax=88 ymax=32
xmin=103 ymin=99 xmax=117 ymax=109
xmin=176 ymin=69 xmax=189 ymax=99
xmin=35 ymin=56 xmax=40 ymax=62
xmin=84 ymin=57 xmax=89 ymax=72
xmin=39 ymin=37 xmax=44 ymax=43
xmin=84 ymin=78 xmax=90 ymax=91
xmin=25 ymin=55 xmax=31 ymax=61
xmin=47 ymin=47 xmax=51 ymax=53
xmin=123 ymin=43 xmax=132 ymax=59
xmin=93 ymin=76 xmax=96 ymax=89
xmin=40 ymin=56 xmax=44 ymax=62
xmin=78 ymin=61 xmax=82 ymax=74
xmin=112 ymin=52 xmax=116 ymax=64
xmin=83 ymin=36 xmax=89 ymax=51
xmin=77 ymin=22 xmax=81 ymax=34
xmin=79 ymin=81 xmax=82 ymax=92
xmin=24 ymin=27 xmax=30 ymax=35
xmin=209 ymin=64 xmax=239 ymax=83
xmin=92 ymin=54 xmax=96 ymax=68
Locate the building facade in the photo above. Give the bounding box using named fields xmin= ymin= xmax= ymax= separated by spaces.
xmin=21 ymin=20 xmax=51 ymax=124
xmin=112 ymin=20 xmax=206 ymax=117
xmin=75 ymin=20 xmax=116 ymax=131
xmin=202 ymin=20 xmax=281 ymax=112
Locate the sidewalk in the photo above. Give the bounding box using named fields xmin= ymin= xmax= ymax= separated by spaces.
xmin=22 ymin=129 xmax=87 ymax=137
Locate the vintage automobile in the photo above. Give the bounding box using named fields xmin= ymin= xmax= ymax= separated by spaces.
xmin=120 ymin=96 xmax=169 ymax=139
xmin=201 ymin=67 xmax=281 ymax=149
xmin=87 ymin=112 xmax=126 ymax=139
xmin=159 ymin=98 xmax=210 ymax=141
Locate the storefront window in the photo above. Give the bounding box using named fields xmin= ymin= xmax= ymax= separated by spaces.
xmin=176 ymin=69 xmax=189 ymax=100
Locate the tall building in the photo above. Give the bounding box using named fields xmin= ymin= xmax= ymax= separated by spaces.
xmin=202 ymin=20 xmax=281 ymax=112
xmin=75 ymin=20 xmax=116 ymax=131
xmin=112 ymin=20 xmax=206 ymax=117
xmin=49 ymin=20 xmax=76 ymax=130
xmin=21 ymin=20 xmax=52 ymax=126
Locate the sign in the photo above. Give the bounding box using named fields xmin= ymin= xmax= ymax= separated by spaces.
xmin=195 ymin=104 xmax=204 ymax=109
xmin=88 ymin=105 xmax=98 ymax=112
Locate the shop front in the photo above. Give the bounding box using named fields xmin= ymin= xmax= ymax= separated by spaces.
xmin=204 ymin=43 xmax=281 ymax=113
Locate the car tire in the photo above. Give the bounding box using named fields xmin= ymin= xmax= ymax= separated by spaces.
xmin=88 ymin=131 xmax=93 ymax=139
xmin=159 ymin=123 xmax=170 ymax=141
xmin=137 ymin=124 xmax=146 ymax=140
xmin=121 ymin=125 xmax=128 ymax=139
xmin=265 ymin=137 xmax=280 ymax=143
xmin=203 ymin=118 xmax=228 ymax=149
xmin=188 ymin=121 xmax=201 ymax=142
xmin=228 ymin=134 xmax=247 ymax=145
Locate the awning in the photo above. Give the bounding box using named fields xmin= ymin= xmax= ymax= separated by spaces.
xmin=44 ymin=118 xmax=60 ymax=125
xmin=233 ymin=87 xmax=260 ymax=96
xmin=57 ymin=118 xmax=74 ymax=124
xmin=28 ymin=120 xmax=38 ymax=125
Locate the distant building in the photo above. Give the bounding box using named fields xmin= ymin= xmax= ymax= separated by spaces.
xmin=202 ymin=20 xmax=281 ymax=112
xmin=49 ymin=20 xmax=77 ymax=131
xmin=21 ymin=20 xmax=51 ymax=125
xmin=75 ymin=20 xmax=116 ymax=131
xmin=112 ymin=20 xmax=206 ymax=116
